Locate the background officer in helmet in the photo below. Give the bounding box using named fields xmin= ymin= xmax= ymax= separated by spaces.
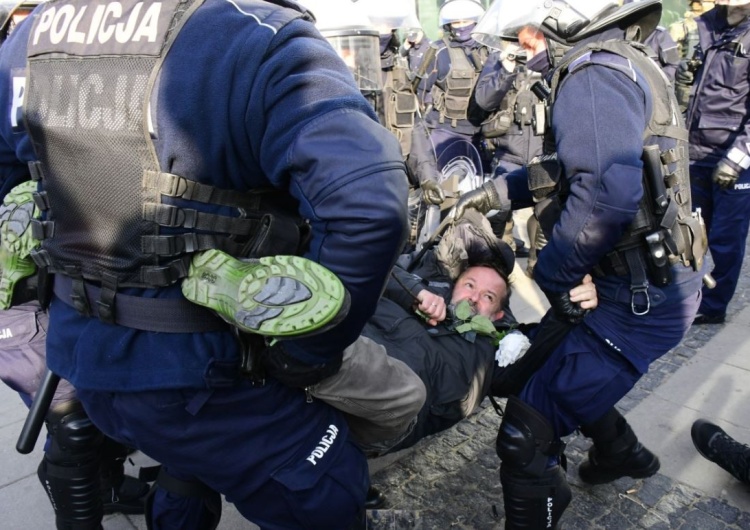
xmin=623 ymin=0 xmax=681 ymax=81
xmin=417 ymin=0 xmax=490 ymax=167
xmin=457 ymin=1 xmax=706 ymax=527
xmin=0 ymin=0 xmax=409 ymax=528
xmin=678 ymin=0 xmax=750 ymax=326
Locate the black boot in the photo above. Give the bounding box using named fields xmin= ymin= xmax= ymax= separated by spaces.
xmin=692 ymin=419 xmax=750 ymax=484
xmin=364 ymin=486 xmax=386 ymax=509
xmin=496 ymin=397 xmax=571 ymax=529
xmin=99 ymin=438 xmax=150 ymax=515
xmin=578 ymin=408 xmax=660 ymax=485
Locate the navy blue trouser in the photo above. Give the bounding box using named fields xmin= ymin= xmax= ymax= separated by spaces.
xmin=519 ymin=290 xmax=700 ymax=438
xmin=690 ymin=163 xmax=750 ymax=317
xmin=78 ymin=381 xmax=369 ymax=530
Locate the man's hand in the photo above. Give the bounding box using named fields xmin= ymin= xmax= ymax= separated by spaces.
xmin=675 ymin=59 xmax=695 ymax=86
xmin=713 ymin=160 xmax=740 ymax=190
xmin=415 ymin=289 xmax=446 ymax=326
xmin=568 ymin=274 xmax=597 ymax=310
xmin=420 ymin=179 xmax=445 ymax=205
xmin=544 ymin=289 xmax=587 ymax=324
xmin=454 ymin=182 xmax=501 ymax=220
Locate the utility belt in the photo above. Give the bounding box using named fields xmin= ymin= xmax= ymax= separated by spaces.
xmin=53 ymin=274 xmax=227 ymax=333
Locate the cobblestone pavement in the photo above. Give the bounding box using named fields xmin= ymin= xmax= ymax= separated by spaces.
xmin=367 ymin=254 xmax=750 ymax=530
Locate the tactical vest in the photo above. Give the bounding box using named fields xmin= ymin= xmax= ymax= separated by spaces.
xmin=23 ymin=0 xmax=308 ymax=307
xmin=383 ymin=63 xmax=418 ymax=158
xmin=529 ymin=40 xmax=706 ymax=310
xmin=481 ymin=68 xmax=542 ymax=139
xmin=430 ymin=37 xmax=486 ymax=127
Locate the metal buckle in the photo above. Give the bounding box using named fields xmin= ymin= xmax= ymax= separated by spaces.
xmin=630 ymin=285 xmax=650 ymax=316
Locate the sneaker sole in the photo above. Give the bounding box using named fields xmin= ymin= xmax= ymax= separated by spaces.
xmin=182 ymin=250 xmax=348 ymax=338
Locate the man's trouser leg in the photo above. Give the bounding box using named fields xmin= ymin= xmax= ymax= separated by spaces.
xmin=496 ymin=396 xmax=571 ymax=530
xmin=578 ymin=407 xmax=660 ymax=484
xmin=309 ymin=335 xmax=426 ymax=456
xmin=38 ymin=402 xmax=104 ymax=530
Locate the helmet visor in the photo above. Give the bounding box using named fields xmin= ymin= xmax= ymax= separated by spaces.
xmin=326 ymin=34 xmax=383 ymax=93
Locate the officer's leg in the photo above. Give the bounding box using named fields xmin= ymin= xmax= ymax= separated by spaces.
xmin=38 ymin=402 xmax=104 ymax=530
xmin=578 ymin=407 xmax=660 ymax=484
xmin=496 ymin=396 xmax=571 ymax=530
xmin=98 ymin=436 xmax=149 ymax=514
xmin=145 ymin=467 xmax=221 ymax=530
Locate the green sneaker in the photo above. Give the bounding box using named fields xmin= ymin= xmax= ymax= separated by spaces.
xmin=181 ymin=249 xmax=350 ymax=338
xmin=0 ymin=181 xmax=39 ymax=309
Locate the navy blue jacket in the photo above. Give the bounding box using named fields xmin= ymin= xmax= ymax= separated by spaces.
xmin=645 ymin=26 xmax=680 ymax=83
xmin=400 ymin=36 xmax=431 ymax=73
xmin=0 ymin=0 xmax=409 ymax=391
xmin=687 ymin=9 xmax=750 ymax=170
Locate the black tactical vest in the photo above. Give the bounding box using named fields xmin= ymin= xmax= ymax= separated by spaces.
xmin=431 ymin=37 xmax=486 ymax=127
xmin=383 ymin=62 xmax=418 ymax=158
xmin=23 ymin=0 xmax=307 ymax=292
xmin=529 ymin=40 xmax=706 ymax=292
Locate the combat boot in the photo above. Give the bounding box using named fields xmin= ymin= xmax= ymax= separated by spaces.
xmin=0 ymin=181 xmax=39 ymax=309
xmin=181 ymin=249 xmax=349 ymax=338
xmin=692 ymin=419 xmax=750 ymax=484
xmin=578 ymin=408 xmax=660 ymax=485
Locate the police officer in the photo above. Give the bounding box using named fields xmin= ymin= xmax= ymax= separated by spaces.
xmin=417 ymin=0 xmax=489 ymax=165
xmin=679 ymin=0 xmax=750 ymax=325
xmin=0 ymin=1 xmax=408 ymax=529
xmin=475 ymin=44 xmax=543 ymax=263
xmin=670 ymin=0 xmax=716 ymax=59
xmin=623 ymin=0 xmax=681 ymax=82
xmin=398 ymin=9 xmax=430 ymax=75
xmin=459 ymin=1 xmax=707 ymax=526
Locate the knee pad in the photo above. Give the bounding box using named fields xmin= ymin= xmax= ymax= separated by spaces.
xmin=39 ymin=404 xmax=105 ymax=529
xmin=496 ymin=396 xmax=562 ymax=478
xmin=45 ymin=404 xmax=104 ymax=465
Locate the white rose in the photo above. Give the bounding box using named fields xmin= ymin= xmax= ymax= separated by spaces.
xmin=494 ymin=330 xmax=532 ymax=368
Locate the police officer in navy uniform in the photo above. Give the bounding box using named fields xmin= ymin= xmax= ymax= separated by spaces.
xmin=458 ymin=1 xmax=707 ymax=526
xmin=623 ymin=0 xmax=681 ymax=82
xmin=418 ymin=0 xmax=489 ymax=165
xmin=679 ymin=0 xmax=750 ymax=325
xmin=0 ymin=0 xmax=408 ymax=528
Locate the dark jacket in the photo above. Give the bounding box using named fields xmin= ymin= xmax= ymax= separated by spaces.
xmin=687 ymin=9 xmax=750 ymax=170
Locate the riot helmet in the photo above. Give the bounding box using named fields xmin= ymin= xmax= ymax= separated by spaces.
xmin=439 ymin=0 xmax=486 ymax=27
xmin=298 ymin=0 xmax=382 ymax=95
xmin=472 ymin=0 xmax=661 ymax=50
xmin=714 ymin=0 xmax=750 ymax=4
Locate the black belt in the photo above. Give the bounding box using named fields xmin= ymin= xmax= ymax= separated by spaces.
xmin=53 ymin=275 xmax=227 ymax=333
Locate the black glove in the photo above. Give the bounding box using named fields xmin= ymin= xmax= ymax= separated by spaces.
xmin=675 ymin=60 xmax=694 ymax=86
xmin=261 ymin=342 xmax=342 ymax=388
xmin=454 ymin=181 xmax=502 ymax=220
xmin=543 ymin=290 xmax=587 ymax=325
xmin=420 ymin=179 xmax=445 ymax=205
xmin=713 ymin=160 xmax=740 ymax=190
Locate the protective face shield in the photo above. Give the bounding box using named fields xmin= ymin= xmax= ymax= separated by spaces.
xmin=472 ymin=0 xmax=661 ymax=50
xmin=439 ymin=0 xmax=486 ymax=27
xmin=298 ymin=0 xmax=382 ymax=93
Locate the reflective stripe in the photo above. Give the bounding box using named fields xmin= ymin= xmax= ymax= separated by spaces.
xmin=727 ymin=147 xmax=750 ymax=170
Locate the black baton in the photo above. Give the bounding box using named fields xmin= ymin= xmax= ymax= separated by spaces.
xmin=16 ymin=368 xmax=60 ymax=454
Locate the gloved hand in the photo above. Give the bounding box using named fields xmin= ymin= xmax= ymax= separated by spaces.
xmin=543 ymin=289 xmax=587 ymax=325
xmin=675 ymin=60 xmax=694 ymax=86
xmin=420 ymin=179 xmax=445 ymax=205
xmin=713 ymin=160 xmax=740 ymax=190
xmin=261 ymin=342 xmax=342 ymax=388
xmin=454 ymin=181 xmax=502 ymax=220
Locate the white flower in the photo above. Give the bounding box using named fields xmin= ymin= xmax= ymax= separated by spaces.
xmin=495 ymin=331 xmax=531 ymax=367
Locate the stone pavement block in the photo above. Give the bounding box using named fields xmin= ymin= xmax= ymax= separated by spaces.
xmin=366 ymin=510 xmax=422 ymax=530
